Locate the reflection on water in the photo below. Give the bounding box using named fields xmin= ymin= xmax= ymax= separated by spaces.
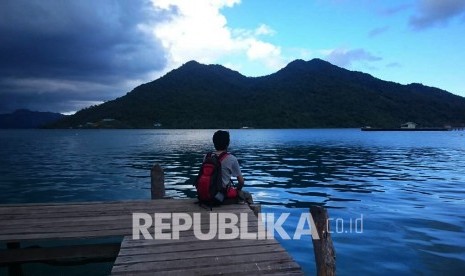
xmin=1 ymin=129 xmax=464 ymax=275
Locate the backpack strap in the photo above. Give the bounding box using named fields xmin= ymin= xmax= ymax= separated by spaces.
xmin=217 ymin=151 xmax=229 ymax=162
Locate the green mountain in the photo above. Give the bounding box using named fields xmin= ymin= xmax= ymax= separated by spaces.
xmin=49 ymin=59 xmax=465 ymax=128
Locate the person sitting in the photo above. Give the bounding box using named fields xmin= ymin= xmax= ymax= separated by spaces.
xmin=210 ymin=130 xmax=253 ymax=204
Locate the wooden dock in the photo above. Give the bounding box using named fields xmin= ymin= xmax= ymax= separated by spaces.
xmin=0 ymin=199 xmax=303 ymax=275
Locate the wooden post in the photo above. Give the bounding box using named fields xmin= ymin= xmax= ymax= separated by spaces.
xmin=150 ymin=164 xmax=165 ymax=199
xmin=7 ymin=242 xmax=23 ymax=276
xmin=310 ymin=206 xmax=336 ymax=276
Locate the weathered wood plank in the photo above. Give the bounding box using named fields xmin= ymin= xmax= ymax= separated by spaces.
xmin=112 ymin=251 xmax=295 ymax=274
xmin=1 ymin=214 xmax=135 ymax=227
xmin=0 ymin=226 xmax=260 ymax=241
xmin=0 ymin=199 xmax=303 ymax=275
xmin=113 ymin=259 xmax=302 ymax=275
xmin=0 ymin=198 xmax=251 ymax=213
xmin=0 ymin=215 xmax=258 ymax=237
xmin=0 ymin=199 xmax=197 ymax=210
xmin=116 ymin=238 xmax=277 ymax=257
xmin=0 ymin=211 xmax=258 ymax=232
xmin=0 ymin=202 xmax=251 ymax=220
xmin=113 ymin=243 xmax=287 ymax=265
xmin=120 ymin=231 xmax=268 ymax=247
xmin=0 ymin=199 xmax=253 ymax=217
xmin=0 ymin=200 xmax=255 ymax=243
xmin=116 ymin=226 xmax=266 ymax=248
xmin=0 ymin=211 xmax=258 ymax=233
xmin=0 ymin=200 xmax=243 ymax=216
xmin=0 ymin=223 xmax=263 ymax=243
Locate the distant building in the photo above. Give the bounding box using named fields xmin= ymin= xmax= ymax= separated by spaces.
xmin=401 ymin=122 xmax=417 ymax=129
xmin=153 ymin=122 xmax=162 ymax=127
xmin=102 ymin=118 xmax=115 ymax=122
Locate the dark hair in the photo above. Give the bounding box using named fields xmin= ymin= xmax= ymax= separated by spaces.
xmin=213 ymin=130 xmax=230 ymax=151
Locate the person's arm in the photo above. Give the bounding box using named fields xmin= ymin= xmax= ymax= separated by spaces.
xmin=230 ymin=155 xmax=244 ymax=190
xmin=236 ymin=175 xmax=245 ymax=191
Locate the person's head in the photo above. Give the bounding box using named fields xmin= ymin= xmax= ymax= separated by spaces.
xmin=213 ymin=130 xmax=230 ymax=151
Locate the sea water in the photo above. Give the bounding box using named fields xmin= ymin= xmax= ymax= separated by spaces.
xmin=1 ymin=129 xmax=464 ymax=275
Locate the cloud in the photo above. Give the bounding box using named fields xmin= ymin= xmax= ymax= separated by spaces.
xmin=0 ymin=77 xmax=111 ymax=113
xmin=151 ymin=0 xmax=239 ymax=66
xmin=0 ymin=0 xmax=290 ymax=113
xmin=368 ymin=26 xmax=389 ymax=38
xmin=386 ymin=62 xmax=402 ymax=68
xmin=151 ymin=0 xmax=287 ymax=75
xmin=245 ymin=39 xmax=284 ymax=69
xmin=409 ymin=0 xmax=465 ymax=30
xmin=246 ymin=40 xmax=279 ymax=60
xmin=379 ymin=3 xmax=412 ymax=16
xmin=254 ymin=24 xmax=276 ymax=36
xmin=0 ymin=0 xmax=172 ymax=113
xmin=324 ymin=48 xmax=382 ymax=68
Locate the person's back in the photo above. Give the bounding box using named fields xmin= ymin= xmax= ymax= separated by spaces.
xmin=194 ymin=130 xmax=253 ymax=205
xmin=210 ymin=130 xmax=244 ymax=192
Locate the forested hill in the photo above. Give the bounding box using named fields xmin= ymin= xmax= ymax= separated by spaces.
xmin=49 ymin=59 xmax=465 ymax=129
xmin=0 ymin=109 xmax=65 ymax=129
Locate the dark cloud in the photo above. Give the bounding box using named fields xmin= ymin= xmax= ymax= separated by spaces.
xmin=0 ymin=78 xmax=116 ymax=114
xmin=0 ymin=90 xmax=106 ymax=115
xmin=409 ymin=0 xmax=465 ymax=30
xmin=325 ymin=48 xmax=382 ymax=68
xmin=0 ymin=0 xmax=174 ymax=113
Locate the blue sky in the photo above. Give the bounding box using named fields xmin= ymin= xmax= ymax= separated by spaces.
xmin=214 ymin=0 xmax=465 ymax=94
xmin=0 ymin=0 xmax=464 ymax=114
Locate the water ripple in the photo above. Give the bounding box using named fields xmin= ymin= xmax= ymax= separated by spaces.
xmin=1 ymin=129 xmax=465 ymax=274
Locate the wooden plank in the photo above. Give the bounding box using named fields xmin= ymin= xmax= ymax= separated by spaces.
xmin=0 ymin=199 xmax=197 ymax=210
xmin=109 ymin=197 xmax=303 ymax=275
xmin=0 ymin=214 xmax=135 ymax=227
xmin=0 ymin=243 xmax=120 ymax=265
xmin=0 ymin=209 xmax=257 ymax=229
xmin=120 ymin=230 xmax=268 ymax=247
xmin=0 ymin=202 xmax=251 ymax=220
xmin=0 ymin=212 xmax=258 ymax=234
xmin=0 ymin=224 xmax=261 ymax=241
xmin=0 ymin=200 xmax=256 ymax=242
xmin=112 ymin=251 xmax=295 ymax=274
xmin=112 ymin=259 xmax=302 ymax=275
xmin=0 ymin=201 xmax=217 ymax=217
xmin=0 ymin=199 xmax=249 ymax=217
xmin=0 ymin=205 xmax=254 ymax=222
xmin=117 ymin=223 xmax=265 ymax=245
xmin=0 ymin=199 xmax=303 ymax=275
xmin=116 ymin=238 xmax=278 ymax=257
xmin=0 ymin=224 xmax=263 ymax=243
xmin=113 ymin=243 xmax=286 ymax=265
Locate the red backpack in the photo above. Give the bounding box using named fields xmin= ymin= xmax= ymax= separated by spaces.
xmin=194 ymin=152 xmax=228 ymax=205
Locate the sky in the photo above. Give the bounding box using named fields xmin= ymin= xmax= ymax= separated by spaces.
xmin=1 ymin=0 xmax=464 ymax=114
